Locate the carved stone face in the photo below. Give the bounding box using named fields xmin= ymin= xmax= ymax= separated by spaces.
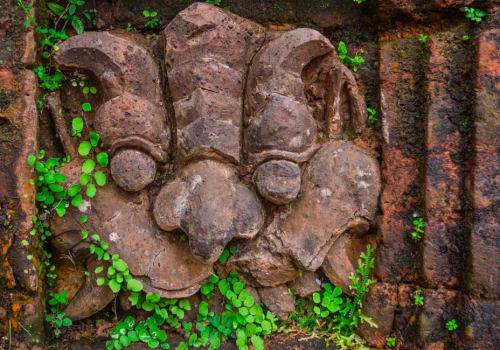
xmin=51 ymin=3 xmax=380 ymax=321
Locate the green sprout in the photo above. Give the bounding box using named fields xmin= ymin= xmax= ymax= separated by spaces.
xmin=464 ymin=7 xmax=486 ymax=22
xmin=143 ymin=10 xmax=159 ymax=28
xmin=413 ymin=289 xmax=424 ymax=306
xmin=446 ymin=319 xmax=458 ymax=331
xmin=386 ymin=337 xmax=396 ymax=347
xmin=411 ymin=212 xmax=425 ymax=241
xmin=367 ymin=107 xmax=377 ymax=123
xmin=418 ymin=34 xmax=428 ymax=43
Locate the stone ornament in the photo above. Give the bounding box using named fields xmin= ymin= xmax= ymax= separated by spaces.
xmin=50 ymin=3 xmax=380 ymax=321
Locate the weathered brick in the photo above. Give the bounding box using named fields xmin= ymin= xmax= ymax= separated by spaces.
xmin=423 ymin=26 xmax=472 ymax=289
xmin=418 ymin=288 xmax=458 ymax=344
xmin=468 ymin=28 xmax=500 ymax=299
xmin=376 ymin=38 xmax=427 ymax=283
xmin=358 ymin=282 xmax=398 ymax=348
xmin=459 ymin=297 xmax=500 ymax=349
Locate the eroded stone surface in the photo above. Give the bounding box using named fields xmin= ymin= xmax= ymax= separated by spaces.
xmin=222 ymin=236 xmax=298 ymax=287
xmin=153 ymin=160 xmax=264 ymax=263
xmin=164 ymin=3 xmax=265 ymax=163
xmin=266 ymin=140 xmax=381 ymax=271
xmin=110 ymin=149 xmax=157 ymax=192
xmin=253 ymin=160 xmax=301 ymax=205
xmin=321 ymin=233 xmax=377 ymax=295
xmin=245 ymin=29 xmax=331 ymax=165
xmin=95 ymin=92 xmax=170 ymax=163
xmin=357 ymin=283 xmax=398 ymax=348
xmin=289 ymin=271 xmax=321 ymax=297
xmin=258 ymin=285 xmax=295 ymax=320
xmin=63 ymin=257 xmax=115 ymax=321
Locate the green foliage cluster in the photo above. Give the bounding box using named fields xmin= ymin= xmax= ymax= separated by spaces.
xmin=106 ymin=314 xmax=170 ymax=350
xmin=33 ymin=66 xmax=65 ymax=91
xmin=464 ymin=7 xmax=486 ymax=22
xmin=91 ymin=236 xmax=143 ymax=294
xmin=47 ymin=0 xmax=86 ymax=35
xmin=338 ymin=41 xmax=364 ymax=72
xmin=27 ymin=215 xmax=56 ymax=283
xmin=287 ymin=245 xmax=377 ymax=348
xmin=411 ymin=212 xmax=425 ymax=241
xmin=218 ymin=246 xmax=236 ymax=263
xmin=71 ymin=75 xmax=97 ymax=95
xmin=28 ymin=152 xmax=71 ymax=217
xmin=188 ymin=272 xmax=277 ymax=350
xmin=386 ymin=337 xmax=396 ymax=347
xmin=205 ymin=0 xmax=230 ymax=12
xmin=103 ymin=269 xmax=278 ymax=350
xmin=45 ymin=290 xmax=73 ymax=337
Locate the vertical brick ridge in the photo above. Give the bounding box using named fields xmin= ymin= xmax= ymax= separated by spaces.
xmin=468 ymin=28 xmax=500 ymax=300
xmin=423 ymin=25 xmax=475 ymax=289
xmin=376 ymin=37 xmax=428 ymax=284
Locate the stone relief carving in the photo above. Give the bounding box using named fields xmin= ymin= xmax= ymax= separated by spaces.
xmin=49 ymin=3 xmax=380 ymax=321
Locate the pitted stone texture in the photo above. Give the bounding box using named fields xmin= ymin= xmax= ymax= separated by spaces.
xmin=258 ymin=285 xmax=295 ymax=320
xmin=153 ymin=160 xmax=264 ymax=263
xmin=266 ymin=140 xmax=380 ymax=271
xmin=321 ymin=233 xmax=376 ymax=295
xmin=253 ymin=160 xmax=301 ymax=205
xmin=51 ymin=160 xmax=212 ymax=300
xmin=245 ymin=28 xmax=333 ymax=165
xmin=54 ymin=31 xmax=163 ymax=105
xmin=164 ymin=3 xmax=265 ymax=163
xmin=223 ymin=236 xmax=298 ymax=287
xmin=95 ymin=92 xmax=170 ymax=162
xmin=110 ymin=149 xmax=157 ymax=192
xmin=289 ymin=271 xmax=321 ymax=297
xmin=357 ymin=283 xmax=398 ymax=348
xmin=461 ymin=297 xmax=500 ymax=349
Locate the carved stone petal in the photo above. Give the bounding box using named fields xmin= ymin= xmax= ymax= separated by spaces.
xmin=246 ymin=28 xmax=334 ymax=114
xmin=54 ymin=31 xmax=163 ymax=105
xmin=267 ymin=141 xmax=381 ymax=271
xmin=246 ymin=94 xmax=319 ymax=164
xmin=164 ymin=3 xmax=265 ymax=163
xmin=153 ymin=160 xmax=264 ymax=263
xmin=51 ymin=160 xmax=212 ymax=299
xmin=95 ymin=92 xmax=170 ymax=162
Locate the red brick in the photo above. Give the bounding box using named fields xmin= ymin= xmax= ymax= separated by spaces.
xmin=423 ymin=26 xmax=471 ymax=289
xmin=376 ymin=38 xmax=427 ymax=283
xmin=358 ymin=282 xmax=398 ymax=348
xmin=418 ymin=288 xmax=458 ymax=344
xmin=468 ymin=28 xmax=500 ymax=299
